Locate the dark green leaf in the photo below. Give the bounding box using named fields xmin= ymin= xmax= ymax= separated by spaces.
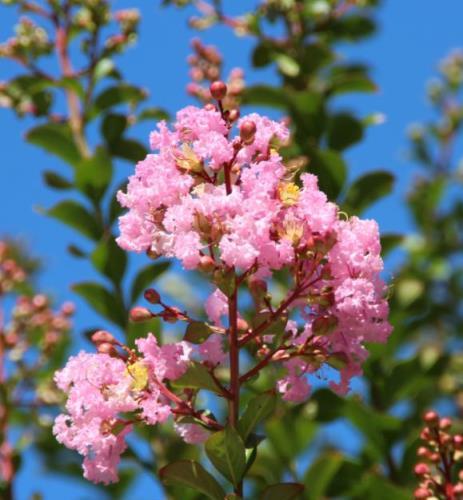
xmin=42 ymin=170 xmax=73 ymax=190
xmin=47 ymin=200 xmax=101 ymax=240
xmin=310 ymin=149 xmax=347 ymax=199
xmin=172 ymin=362 xmax=223 ymax=394
xmin=110 ymin=138 xmax=148 ymax=162
xmin=26 ymin=123 xmax=81 ymax=168
xmin=327 ymin=113 xmax=364 ymax=151
xmin=72 ymin=281 xmax=125 ymax=327
xmin=260 ymin=483 xmax=304 ymax=500
xmin=91 ymin=237 xmax=127 ymax=285
xmin=75 ymin=146 xmax=113 ymax=202
xmin=184 ymin=321 xmax=214 ymax=344
xmin=159 ymin=460 xmax=225 ymax=500
xmin=130 ymin=261 xmax=170 ymax=304
xmin=93 ymin=84 xmax=147 ymax=114
xmin=380 ymin=233 xmax=404 ymax=257
xmin=138 ymin=107 xmax=169 ymax=122
xmin=205 ymin=426 xmax=246 ymax=487
xmin=239 ymin=392 xmax=276 ymax=442
xmin=101 ymin=113 xmax=127 ymax=144
xmin=242 ymin=85 xmax=288 ymax=110
xmin=343 ymin=170 xmax=394 ymax=214
xmin=303 ymin=452 xmax=344 ymax=499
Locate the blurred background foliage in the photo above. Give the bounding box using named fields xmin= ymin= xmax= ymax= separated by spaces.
xmin=0 ymin=0 xmax=462 ymax=498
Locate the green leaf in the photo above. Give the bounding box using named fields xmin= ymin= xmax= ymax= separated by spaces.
xmin=130 ymin=261 xmax=170 ymax=304
xmin=75 ymin=146 xmax=113 ymax=202
xmin=47 ymin=200 xmax=101 ymax=240
xmin=328 ymin=65 xmax=377 ymax=95
xmin=275 ymin=54 xmax=300 ymax=77
xmin=72 ymin=281 xmax=125 ymax=327
xmin=304 ymin=452 xmax=344 ymax=500
xmin=310 ymin=149 xmax=347 ymax=199
xmin=239 ymin=392 xmax=276 ymax=442
xmin=93 ymin=84 xmax=146 ymax=114
xmin=205 ymin=426 xmax=246 ymax=487
xmin=91 ymin=237 xmax=127 ymax=285
xmin=138 ymin=107 xmax=169 ymax=122
xmin=327 ymin=113 xmax=364 ymax=151
xmin=184 ymin=321 xmax=214 ymax=344
xmin=312 ymin=389 xmax=345 ymax=422
xmin=94 ymin=58 xmax=118 ymax=82
xmin=260 ymin=483 xmax=304 ymax=500
xmin=26 ymin=123 xmax=81 ymax=168
xmin=172 ymin=362 xmax=223 ymax=394
xmin=242 ymin=85 xmax=288 ymax=110
xmin=380 ymin=233 xmax=404 ymax=257
xmin=110 ymin=138 xmax=148 ymax=162
xmin=159 ymin=460 xmax=225 ymax=500
xmin=101 ymin=113 xmax=127 ymax=144
xmin=343 ymin=170 xmax=394 ymax=214
xmin=42 ymin=170 xmax=73 ymax=190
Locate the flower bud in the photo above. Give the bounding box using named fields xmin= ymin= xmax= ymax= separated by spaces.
xmin=423 ymin=411 xmax=439 ymax=425
xmin=414 ymin=488 xmax=431 ymax=499
xmin=97 ymin=342 xmax=119 ymax=357
xmin=129 ymin=307 xmax=153 ymax=322
xmin=91 ymin=330 xmax=116 ymax=345
xmin=417 ymin=446 xmax=430 ymax=458
xmin=210 ymin=80 xmax=227 ymax=100
xmin=454 ymin=483 xmax=463 ymax=495
xmin=440 ymin=417 xmax=452 ymax=430
xmin=454 ymin=435 xmax=463 ymax=449
xmin=144 ymin=288 xmax=161 ymax=304
xmin=240 ymin=120 xmax=257 ymax=145
xmin=237 ymin=318 xmax=249 ymax=331
xmin=414 ymin=463 xmax=430 ymax=476
xmin=198 ymin=255 xmax=216 ymax=272
xmin=228 ymin=108 xmax=240 ymax=122
xmin=204 ymin=103 xmax=216 ymax=112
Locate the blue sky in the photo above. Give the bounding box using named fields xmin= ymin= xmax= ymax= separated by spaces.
xmin=1 ymin=0 xmax=463 ymax=498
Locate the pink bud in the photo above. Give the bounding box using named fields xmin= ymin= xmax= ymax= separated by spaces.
xmin=129 ymin=307 xmax=153 ymax=322
xmin=210 ymin=80 xmax=227 ymax=100
xmin=91 ymin=330 xmax=116 ymax=345
xmin=240 ymin=120 xmax=257 ymax=145
xmin=414 ymin=463 xmax=430 ymax=476
xmin=144 ymin=288 xmax=161 ymax=304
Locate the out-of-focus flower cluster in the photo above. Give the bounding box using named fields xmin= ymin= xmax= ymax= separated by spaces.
xmin=414 ymin=411 xmax=463 ymax=499
xmin=0 ymin=16 xmax=51 ymax=61
xmin=0 ymin=242 xmax=26 ymax=294
xmin=187 ymin=38 xmax=244 ymax=109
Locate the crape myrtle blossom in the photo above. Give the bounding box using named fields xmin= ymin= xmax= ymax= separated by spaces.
xmin=55 ymin=82 xmax=391 ymax=486
xmin=116 ymin=99 xmax=391 ymax=399
xmin=53 ymin=332 xmax=209 ymax=484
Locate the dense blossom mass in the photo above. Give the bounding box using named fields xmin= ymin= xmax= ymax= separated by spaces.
xmin=55 ymin=102 xmax=391 ymax=484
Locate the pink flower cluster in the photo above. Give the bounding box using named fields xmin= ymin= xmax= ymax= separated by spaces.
xmin=53 ymin=334 xmax=199 ymax=484
xmin=116 ymin=105 xmax=391 ymax=401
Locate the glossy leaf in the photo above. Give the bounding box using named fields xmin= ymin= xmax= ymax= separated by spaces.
xmin=72 ymin=281 xmax=125 ymax=327
xmin=47 ymin=200 xmax=101 ymax=240
xmin=205 ymin=426 xmax=246 ymax=487
xmin=160 ymin=460 xmax=225 ymax=500
xmin=172 ymin=362 xmax=223 ymax=394
xmin=42 ymin=170 xmax=73 ymax=190
xmin=327 ymin=112 xmax=364 ymax=151
xmin=184 ymin=321 xmax=214 ymax=344
xmin=91 ymin=237 xmax=127 ymax=285
xmin=74 ymin=146 xmax=113 ymax=202
xmin=343 ymin=170 xmax=394 ymax=214
xmin=26 ymin=123 xmax=81 ymax=168
xmin=238 ymin=392 xmax=276 ymax=442
xmin=260 ymin=483 xmax=304 ymax=500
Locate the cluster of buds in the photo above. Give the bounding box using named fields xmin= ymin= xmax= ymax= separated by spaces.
xmin=4 ymin=294 xmax=74 ymax=353
xmin=0 ymin=17 xmax=51 ymax=61
xmin=104 ymin=8 xmax=139 ymax=52
xmin=0 ymin=242 xmax=26 ymax=294
xmin=187 ymin=38 xmax=244 ymax=109
xmin=129 ymin=288 xmax=190 ymax=325
xmin=439 ymin=50 xmax=463 ymax=89
xmin=414 ymin=411 xmax=463 ymax=499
